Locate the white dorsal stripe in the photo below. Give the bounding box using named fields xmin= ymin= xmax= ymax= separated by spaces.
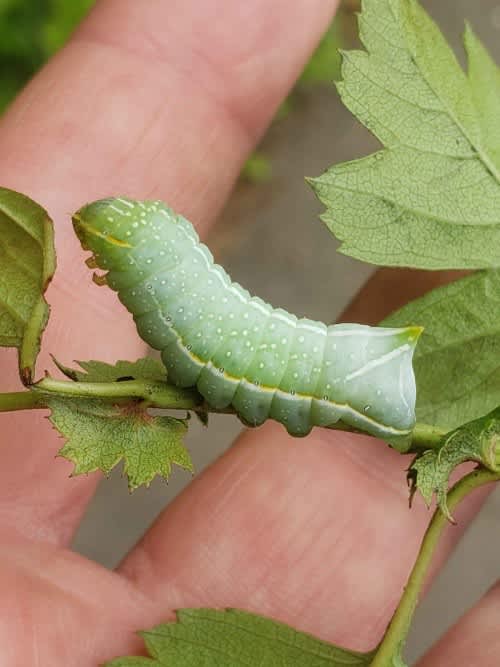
xmin=344 ymin=345 xmax=411 ymax=382
xmin=116 ymin=197 xmax=135 ymax=209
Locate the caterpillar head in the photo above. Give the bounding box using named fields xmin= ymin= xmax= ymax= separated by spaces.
xmin=73 ymin=196 xmax=189 ymax=274
xmin=73 ymin=197 xmax=137 ymax=270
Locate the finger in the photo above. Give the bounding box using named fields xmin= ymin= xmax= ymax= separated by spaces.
xmin=0 ymin=0 xmax=339 ymax=544
xmin=419 ymin=582 xmax=500 ymax=667
xmin=0 ymin=531 xmax=159 ymax=665
xmin=118 ymin=424 xmax=486 ymax=650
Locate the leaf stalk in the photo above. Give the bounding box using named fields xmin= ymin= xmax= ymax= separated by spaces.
xmin=34 ymin=377 xmax=202 ymax=410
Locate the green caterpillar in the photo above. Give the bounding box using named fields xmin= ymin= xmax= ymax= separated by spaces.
xmin=73 ymin=197 xmax=421 ymax=445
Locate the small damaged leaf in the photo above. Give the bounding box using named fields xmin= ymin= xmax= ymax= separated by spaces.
xmin=409 ymin=406 xmax=500 ymax=519
xmin=0 ymin=187 xmax=56 ymax=383
xmin=53 ymin=357 xmax=166 ymax=383
xmin=48 ymin=397 xmax=192 ymax=490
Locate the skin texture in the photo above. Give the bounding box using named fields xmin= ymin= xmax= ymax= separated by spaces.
xmin=0 ymin=1 xmax=495 ymax=665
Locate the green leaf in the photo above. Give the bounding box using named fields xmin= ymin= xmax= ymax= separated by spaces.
xmin=409 ymin=406 xmax=500 ymax=519
xmin=54 ymin=357 xmax=166 ymax=383
xmin=465 ymin=25 xmax=500 ymax=173
xmin=383 ymin=270 xmax=500 ymax=431
xmin=48 ymin=398 xmax=192 ymax=490
xmin=309 ymin=0 xmax=500 ymax=270
xmin=0 ymin=187 xmax=56 ymax=383
xmin=0 ymin=0 xmax=96 ymax=111
xmin=105 ymin=608 xmax=374 ymax=666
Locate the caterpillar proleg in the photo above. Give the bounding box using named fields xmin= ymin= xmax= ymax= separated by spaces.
xmin=73 ymin=198 xmax=421 ymax=445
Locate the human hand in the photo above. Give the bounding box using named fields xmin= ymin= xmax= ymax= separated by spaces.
xmin=0 ymin=1 xmax=496 ymax=664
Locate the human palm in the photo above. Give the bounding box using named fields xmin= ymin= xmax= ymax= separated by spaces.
xmin=0 ymin=1 xmax=497 ymax=665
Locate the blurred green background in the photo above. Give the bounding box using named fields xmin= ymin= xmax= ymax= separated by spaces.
xmin=0 ymin=0 xmax=95 ymax=109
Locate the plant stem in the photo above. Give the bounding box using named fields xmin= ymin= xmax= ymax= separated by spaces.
xmin=0 ymin=391 xmax=45 ymax=412
xmin=370 ymin=468 xmax=500 ymax=667
xmin=408 ymin=422 xmax=446 ymax=451
xmin=34 ymin=377 xmax=202 ymax=410
xmin=0 ymin=379 xmax=446 ymax=450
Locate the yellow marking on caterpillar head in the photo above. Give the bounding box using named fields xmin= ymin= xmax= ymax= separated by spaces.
xmin=72 ymin=213 xmax=132 ymax=248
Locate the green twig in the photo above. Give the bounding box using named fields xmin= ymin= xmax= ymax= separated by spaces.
xmin=0 ymin=391 xmax=45 ymax=412
xmin=408 ymin=422 xmax=446 ymax=451
xmin=34 ymin=376 xmax=202 ymax=410
xmin=0 ymin=379 xmax=446 ymax=451
xmin=370 ymin=467 xmax=500 ymax=667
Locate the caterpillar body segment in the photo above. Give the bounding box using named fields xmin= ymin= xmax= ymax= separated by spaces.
xmin=73 ymin=197 xmax=421 ymax=445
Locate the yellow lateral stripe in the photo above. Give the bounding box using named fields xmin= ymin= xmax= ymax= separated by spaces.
xmin=73 ymin=216 xmax=132 ymax=248
xmin=176 ymin=331 xmax=410 ymax=436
